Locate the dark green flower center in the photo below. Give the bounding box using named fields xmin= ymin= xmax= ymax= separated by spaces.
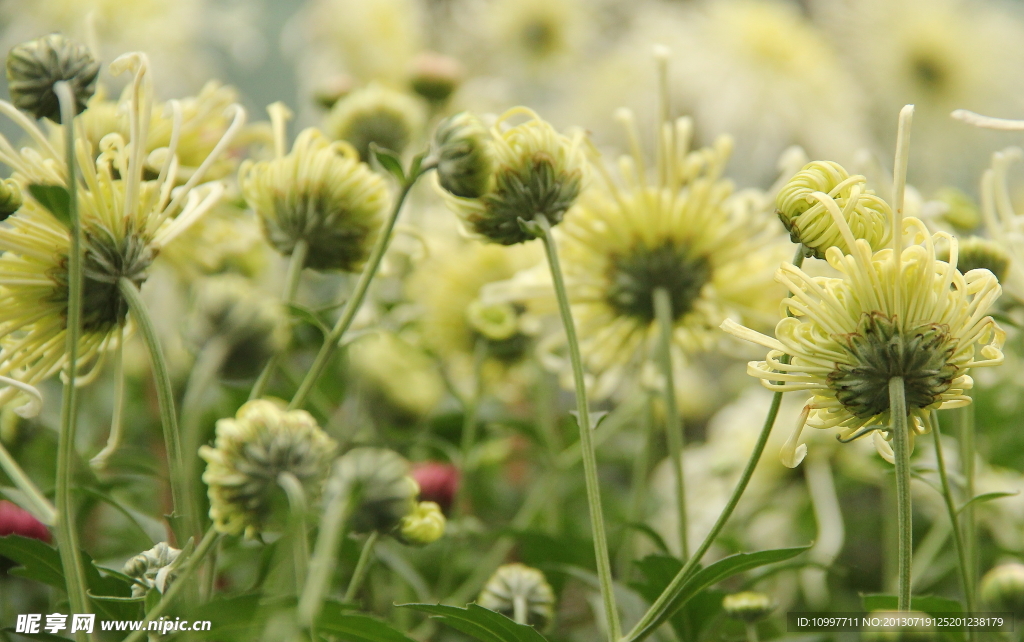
xmin=338 ymin=110 xmax=413 ymax=163
xmin=51 ymin=223 xmax=155 ymax=333
xmin=472 ymin=153 xmax=581 ymax=245
xmin=828 ymin=312 xmax=959 ymax=419
xmin=605 ymin=241 xmax=711 ymax=323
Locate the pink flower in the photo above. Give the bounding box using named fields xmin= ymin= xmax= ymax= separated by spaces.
xmin=411 ymin=462 xmax=460 ymax=514
xmin=0 ymin=500 xmax=50 ymax=542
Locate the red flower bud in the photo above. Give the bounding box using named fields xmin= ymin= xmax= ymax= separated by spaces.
xmin=411 ymin=462 xmax=460 ymax=514
xmin=0 ymin=500 xmax=50 ymax=542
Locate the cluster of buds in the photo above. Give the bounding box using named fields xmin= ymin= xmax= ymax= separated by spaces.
xmin=122 ymin=542 xmax=181 ymax=598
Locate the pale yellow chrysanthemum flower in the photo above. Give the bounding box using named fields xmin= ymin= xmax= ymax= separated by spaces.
xmin=487 ymin=108 xmax=789 ymax=398
xmin=723 ymin=213 xmax=1004 ymax=467
xmin=975 ymin=147 xmax=1024 ymax=305
xmin=200 ymin=399 xmax=337 ymax=538
xmin=478 ymin=563 xmax=556 ymax=629
xmin=0 ymin=52 xmax=244 ymax=406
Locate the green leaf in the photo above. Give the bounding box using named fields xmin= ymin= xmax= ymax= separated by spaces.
xmin=622 ymin=523 xmax=669 ymax=555
xmin=627 ymin=545 xmax=811 ymax=642
xmin=1 ymin=627 xmax=74 ymax=641
xmin=958 ymin=491 xmax=1018 ymax=514
xmin=0 ymin=534 xmax=65 ymax=589
xmin=27 ymin=184 xmax=72 ymax=227
xmin=371 ymin=144 xmax=405 ymax=183
xmin=401 ymin=603 xmax=548 ymax=642
xmin=74 ymin=486 xmax=155 ymax=546
xmin=317 ymin=600 xmax=415 ymax=642
xmin=286 ymin=303 xmax=332 ymax=338
xmin=188 ymin=594 xmax=266 ymax=641
xmin=630 ymin=555 xmax=723 ymax=641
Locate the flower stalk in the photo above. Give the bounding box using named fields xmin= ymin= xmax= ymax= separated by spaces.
xmin=529 ymin=212 xmax=621 ymax=641
xmin=344 ymin=531 xmax=380 ymax=603
xmin=653 ymin=287 xmax=689 ymax=560
xmin=930 ymin=415 xmax=975 ymax=621
xmin=889 ymin=377 xmax=912 ymax=611
xmin=250 ymin=239 xmax=308 ymax=400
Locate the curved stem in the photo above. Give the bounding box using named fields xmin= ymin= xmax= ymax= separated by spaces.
xmin=533 ymin=214 xmax=620 ymax=641
xmin=653 ymin=287 xmax=688 ymax=560
xmin=344 ymin=531 xmax=380 ymax=603
xmin=89 ymin=326 xmax=126 ymax=469
xmin=889 ymin=376 xmax=912 ymax=611
xmin=122 ymin=527 xmax=220 ymax=642
xmin=622 ymin=247 xmax=806 ymax=642
xmin=930 ymin=416 xmax=975 ymax=620
xmin=118 ymin=278 xmax=193 ymax=544
xmin=289 ymin=166 xmax=431 ymax=411
xmin=0 ymin=440 xmax=56 ymax=525
xmin=278 ymin=472 xmax=310 ymax=590
xmin=53 ymin=81 xmax=92 ymax=641
xmin=250 ymin=239 xmax=308 ymax=400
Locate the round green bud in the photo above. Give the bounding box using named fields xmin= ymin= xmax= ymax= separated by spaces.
xmin=466 ymin=299 xmax=519 ymax=341
xmin=324 ymin=83 xmax=426 ymax=162
xmin=938 ymin=236 xmax=1011 ymax=282
xmin=934 ymin=187 xmax=980 ymax=232
xmin=313 ymin=74 xmax=356 ymax=110
xmin=981 ymin=563 xmax=1024 ymax=616
xmin=722 ymin=592 xmax=773 ymax=623
xmin=6 ymin=33 xmax=100 ymax=122
xmin=397 ymin=501 xmax=446 ymax=546
xmin=478 ymin=563 xmax=556 ymax=629
xmin=331 ymin=447 xmax=419 ymax=534
xmin=0 ymin=178 xmax=23 ymax=221
xmin=409 ymin=51 xmax=464 ymax=105
xmin=434 ymin=112 xmax=494 ymax=199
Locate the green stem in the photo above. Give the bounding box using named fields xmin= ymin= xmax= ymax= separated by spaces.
xmin=0 ymin=440 xmax=56 ymax=525
xmin=513 ymin=596 xmax=528 ymax=625
xmin=122 ymin=527 xmax=220 ymax=642
xmin=653 ymin=287 xmax=688 ymax=561
xmin=622 ymin=247 xmax=805 ymax=642
xmin=250 ymin=239 xmax=308 ymax=400
xmin=298 ymin=472 xmax=353 ymax=627
xmin=288 ymin=166 xmax=431 ymax=411
xmin=118 ymin=278 xmax=193 ymax=544
xmin=53 ymin=81 xmax=91 ymax=642
xmin=930 ymin=416 xmax=975 ymax=619
xmin=746 ymin=623 xmax=759 ymax=642
xmin=89 ymin=326 xmax=126 ymax=470
xmin=959 ymin=403 xmax=977 ymax=594
xmin=453 ymin=339 xmax=486 ymax=517
xmin=617 ymin=393 xmax=655 ymax=577
xmin=889 ymin=376 xmax=912 ymax=611
xmin=533 ymin=214 xmax=620 ymax=641
xmin=344 ymin=531 xmax=380 ymax=603
xmin=278 ymin=472 xmax=310 ymax=591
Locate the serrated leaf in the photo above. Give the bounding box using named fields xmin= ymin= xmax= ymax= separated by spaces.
xmin=317 ymin=600 xmax=416 ymax=642
xmin=401 ymin=604 xmax=548 ymax=642
xmin=0 ymin=534 xmax=64 ymax=589
xmin=626 ymin=545 xmax=811 ymax=642
xmin=371 ymin=144 xmax=405 ymax=182
xmin=28 ymin=184 xmax=72 ymax=227
xmin=958 ymin=491 xmax=1018 ymax=514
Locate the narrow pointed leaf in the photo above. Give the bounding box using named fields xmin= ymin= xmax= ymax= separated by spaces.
xmin=401 ymin=603 xmax=548 ymax=642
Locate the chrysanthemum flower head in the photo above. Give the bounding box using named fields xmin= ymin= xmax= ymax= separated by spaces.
xmin=435 ymin=107 xmax=587 ymax=246
xmin=239 ymin=104 xmax=390 ymax=272
xmin=0 ymin=52 xmax=244 ymax=406
xmin=324 ymin=83 xmax=425 ymax=163
xmin=722 ymin=592 xmax=774 ymax=623
xmin=975 ymin=147 xmax=1024 ymax=304
xmin=486 ymin=88 xmax=789 ymax=398
xmin=199 ymin=399 xmax=337 ymax=538
xmin=0 ymin=178 xmax=22 ymax=220
xmin=478 ymin=563 xmax=556 ymax=628
xmin=776 ymin=160 xmax=892 ymax=258
xmin=725 ymin=190 xmax=1005 ymax=467
xmin=433 ymin=112 xmax=494 ymax=199
xmin=5 ymin=34 xmax=99 ymax=123
xmin=330 ymin=446 xmax=419 ymax=534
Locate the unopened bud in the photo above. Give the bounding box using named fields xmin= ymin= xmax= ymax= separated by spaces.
xmin=409 ymin=51 xmax=464 ymax=105
xmin=6 ymin=34 xmax=100 ymax=122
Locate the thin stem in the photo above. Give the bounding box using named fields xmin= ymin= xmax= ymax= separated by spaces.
xmin=931 ymin=417 xmax=975 ymax=620
xmin=53 ymin=81 xmax=91 ymax=642
xmin=653 ymin=287 xmax=688 ymax=560
xmin=453 ymin=338 xmax=486 ymax=517
xmin=513 ymin=596 xmax=529 ymax=625
xmin=180 ymin=338 xmax=228 ymax=533
xmin=622 ymin=248 xmax=806 ymax=642
xmin=344 ymin=531 xmax=380 ymax=603
xmin=298 ymin=474 xmax=353 ymax=627
xmin=618 ymin=392 xmax=655 ymax=577
xmin=889 ymin=376 xmax=912 ymax=611
xmin=534 ymin=214 xmax=620 ymax=641
xmin=289 ymin=166 xmax=430 ymax=410
xmin=250 ymin=238 xmax=307 ymax=401
xmin=745 ymin=623 xmax=759 ymax=642
xmin=0 ymin=441 xmax=56 ymax=525
xmin=959 ymin=403 xmax=978 ymax=594
xmin=122 ymin=527 xmax=220 ymax=642
xmin=118 ymin=278 xmax=193 ymax=544
xmin=89 ymin=326 xmax=126 ymax=469
xmin=278 ymin=472 xmax=310 ymax=590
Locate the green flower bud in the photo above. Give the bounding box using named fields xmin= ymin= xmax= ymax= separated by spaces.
xmin=409 ymin=52 xmax=464 ymax=105
xmin=200 ymin=400 xmax=337 ymax=538
xmin=437 ymin=108 xmax=587 ymax=246
xmin=466 ymin=299 xmax=519 ymax=341
xmin=324 ymin=83 xmax=426 ymax=162
xmin=478 ymin=563 xmax=555 ymax=628
xmin=0 ymin=178 xmax=23 ymax=221
xmin=239 ymin=128 xmax=390 ymax=272
xmin=776 ymin=160 xmax=891 ymax=259
xmin=313 ymin=74 xmax=356 ymax=110
xmin=123 ymin=542 xmax=181 ymax=598
xmin=331 ymin=447 xmax=419 ymax=534
xmin=981 ymin=563 xmax=1024 ymax=615
xmin=433 ymin=112 xmax=494 ymax=199
xmin=6 ymin=34 xmax=100 ymax=122
xmin=397 ymin=501 xmax=446 ymax=546
xmin=722 ymin=592 xmax=773 ymax=623
xmin=188 ymin=275 xmax=290 ymax=380
xmin=934 ymin=187 xmax=980 ymax=232
xmin=938 ymin=236 xmax=1010 ymax=282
